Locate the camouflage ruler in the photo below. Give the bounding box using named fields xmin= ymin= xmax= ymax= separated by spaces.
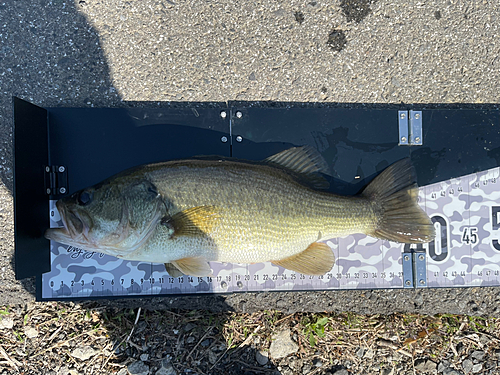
xmin=41 ymin=166 xmax=500 ymax=300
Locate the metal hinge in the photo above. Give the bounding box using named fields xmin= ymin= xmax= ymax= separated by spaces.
xmin=398 ymin=110 xmax=423 ymax=146
xmin=44 ymin=165 xmax=68 ymax=196
xmin=402 ymin=245 xmax=427 ymax=288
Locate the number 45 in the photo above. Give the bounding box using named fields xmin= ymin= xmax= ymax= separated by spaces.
xmin=462 ymin=227 xmax=478 ymax=245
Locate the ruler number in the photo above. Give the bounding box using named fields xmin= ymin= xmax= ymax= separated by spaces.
xmin=461 ymin=227 xmax=478 ymax=245
xmin=492 ymin=206 xmax=500 ymax=251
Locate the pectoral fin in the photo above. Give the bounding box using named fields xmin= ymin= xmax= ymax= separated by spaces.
xmin=271 ymin=242 xmax=335 ymax=275
xmin=172 ymin=257 xmax=212 ymax=277
xmin=165 ymin=205 xmax=221 ymax=237
xmin=164 ymin=263 xmax=184 ymax=278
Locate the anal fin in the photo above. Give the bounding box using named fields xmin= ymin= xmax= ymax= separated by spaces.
xmin=172 ymin=257 xmax=212 ymax=277
xmin=271 ymin=242 xmax=335 ymax=276
xmin=164 ymin=263 xmax=184 ymax=278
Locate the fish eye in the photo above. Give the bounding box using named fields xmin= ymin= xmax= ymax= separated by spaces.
xmin=78 ymin=190 xmax=93 ymax=206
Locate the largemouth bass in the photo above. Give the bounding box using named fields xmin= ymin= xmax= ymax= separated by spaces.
xmin=45 ymin=146 xmax=435 ymax=277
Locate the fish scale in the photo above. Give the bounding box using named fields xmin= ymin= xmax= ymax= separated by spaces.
xmin=146 ymin=160 xmax=376 ymax=263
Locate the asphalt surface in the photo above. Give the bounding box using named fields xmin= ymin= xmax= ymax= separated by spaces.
xmin=1 ymin=0 xmax=500 ymax=314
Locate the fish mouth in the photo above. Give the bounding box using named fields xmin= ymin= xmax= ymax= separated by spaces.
xmin=45 ymin=201 xmax=91 ymax=245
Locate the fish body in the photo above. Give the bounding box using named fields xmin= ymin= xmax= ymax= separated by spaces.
xmin=46 ymin=147 xmax=435 ymax=276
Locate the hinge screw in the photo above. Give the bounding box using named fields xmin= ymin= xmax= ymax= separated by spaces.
xmin=46 ymin=188 xmax=51 ymax=194
xmin=419 ymin=279 xmax=425 ymax=285
xmin=401 ymin=136 xmax=407 ymax=143
xmin=235 ymin=111 xmax=243 ymax=119
xmin=415 ymin=137 xmax=421 ymax=143
xmin=404 ymin=255 xmax=410 ymax=261
xmin=45 ymin=166 xmax=50 ymax=173
xmin=58 ymin=166 xmax=65 ymax=173
xmin=236 ymin=136 xmax=243 ymax=142
xmin=418 ymin=254 xmax=425 ymax=261
xmin=59 ymin=187 xmax=66 ymax=194
xmin=405 ymin=280 xmax=411 ymax=286
xmin=221 ymin=136 xmax=228 ymax=143
xmin=220 ymin=111 xmax=227 ymax=119
xmin=415 ymin=113 xmax=420 ymax=119
xmin=400 ymin=113 xmax=406 ymax=119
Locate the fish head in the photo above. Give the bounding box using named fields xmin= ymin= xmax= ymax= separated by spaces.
xmin=45 ymin=178 xmax=165 ymax=256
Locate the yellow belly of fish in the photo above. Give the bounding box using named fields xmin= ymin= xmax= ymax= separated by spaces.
xmin=208 ymin=198 xmax=375 ymax=263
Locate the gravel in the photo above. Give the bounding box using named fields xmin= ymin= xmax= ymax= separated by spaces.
xmin=269 ymin=329 xmax=299 ymax=359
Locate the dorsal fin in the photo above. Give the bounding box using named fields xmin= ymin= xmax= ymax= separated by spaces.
xmin=265 ymin=146 xmax=330 ymax=176
xmin=265 ymin=146 xmax=331 ymax=189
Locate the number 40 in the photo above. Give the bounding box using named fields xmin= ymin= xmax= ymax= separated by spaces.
xmin=462 ymin=227 xmax=478 ymax=245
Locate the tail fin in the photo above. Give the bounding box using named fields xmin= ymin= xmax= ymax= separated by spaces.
xmin=362 ymin=158 xmax=435 ymax=243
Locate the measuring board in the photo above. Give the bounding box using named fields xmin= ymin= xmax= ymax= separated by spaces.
xmin=40 ymin=166 xmax=500 ymax=300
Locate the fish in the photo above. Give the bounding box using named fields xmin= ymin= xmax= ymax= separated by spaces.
xmin=45 ymin=146 xmax=435 ymax=277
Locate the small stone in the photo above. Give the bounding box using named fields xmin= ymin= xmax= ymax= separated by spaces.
xmin=24 ymin=326 xmax=38 ymax=339
xmin=381 ymin=368 xmax=394 ymax=375
xmin=183 ymin=323 xmax=196 ymax=332
xmin=415 ymin=359 xmax=437 ymax=372
xmin=313 ymin=358 xmax=322 ymax=367
xmin=140 ymin=353 xmax=149 ymax=361
xmin=255 ymin=350 xmax=269 ymax=366
xmin=161 ymin=356 xmax=172 ymax=367
xmin=57 ymin=366 xmax=69 ymax=375
xmin=364 ymin=349 xmax=375 ymax=359
xmin=186 ymin=336 xmax=195 ymax=344
xmin=472 ymin=363 xmax=482 ymax=373
xmin=443 ymin=369 xmax=460 ymax=375
xmin=302 ymin=364 xmax=312 ymax=374
xmin=269 ymin=329 xmax=299 ymax=359
xmin=356 ymin=347 xmax=365 ymax=358
xmin=155 ymin=364 xmax=176 ymax=375
xmin=127 ymin=360 xmax=150 ymax=375
xmin=211 ymin=343 xmax=226 ymax=352
xmin=71 ymin=346 xmax=98 ymax=361
xmin=462 ymin=359 xmax=473 ymax=373
xmin=68 ymin=370 xmax=79 ymax=375
xmin=0 ymin=316 xmax=14 ymax=329
xmin=208 ymin=350 xmax=218 ymax=365
xmin=248 ymin=72 xmax=256 ymax=81
xmin=471 ymin=351 xmax=485 ymax=361
xmin=333 ymin=370 xmax=349 ymax=375
xmin=117 ymin=369 xmax=128 ymax=375
xmin=200 ymin=339 xmax=212 ymax=347
xmin=438 ymin=361 xmax=450 ymax=373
